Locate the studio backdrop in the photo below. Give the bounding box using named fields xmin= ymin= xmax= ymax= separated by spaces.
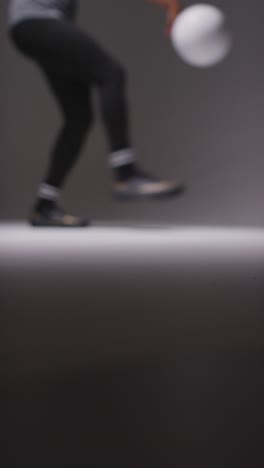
xmin=0 ymin=0 xmax=263 ymax=226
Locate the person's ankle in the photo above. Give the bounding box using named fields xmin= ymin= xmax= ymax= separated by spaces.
xmin=34 ymin=198 xmax=56 ymax=213
xmin=114 ymin=162 xmax=138 ymax=181
xmin=34 ymin=182 xmax=60 ymax=212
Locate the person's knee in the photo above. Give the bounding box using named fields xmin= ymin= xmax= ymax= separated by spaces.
xmin=109 ymin=63 xmax=127 ymax=89
xmin=66 ymin=108 xmax=94 ymax=134
xmin=79 ymin=110 xmax=94 ymax=131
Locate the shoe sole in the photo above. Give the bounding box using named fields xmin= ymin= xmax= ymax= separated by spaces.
xmin=30 ymin=220 xmax=90 ymax=228
xmin=112 ymin=185 xmax=186 ymax=201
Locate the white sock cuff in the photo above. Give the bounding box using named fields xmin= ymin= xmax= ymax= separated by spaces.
xmin=109 ymin=148 xmax=136 ymax=168
xmin=38 ymin=183 xmax=60 ymax=201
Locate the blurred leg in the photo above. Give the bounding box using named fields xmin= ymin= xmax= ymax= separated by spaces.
xmin=41 ymin=71 xmax=94 ymax=188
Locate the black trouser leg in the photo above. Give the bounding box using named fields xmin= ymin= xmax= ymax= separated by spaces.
xmin=42 ymin=71 xmax=94 ymax=187
xmin=98 ymin=65 xmax=131 ymax=152
xmin=10 ymin=19 xmax=132 ymax=188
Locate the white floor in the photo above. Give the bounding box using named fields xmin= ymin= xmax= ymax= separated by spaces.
xmin=1 ymin=222 xmax=264 ymax=265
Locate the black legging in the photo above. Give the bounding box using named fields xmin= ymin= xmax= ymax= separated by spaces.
xmin=10 ymin=19 xmax=131 ymax=188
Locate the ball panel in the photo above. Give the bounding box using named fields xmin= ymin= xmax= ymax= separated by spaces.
xmin=171 ymin=4 xmax=232 ymax=68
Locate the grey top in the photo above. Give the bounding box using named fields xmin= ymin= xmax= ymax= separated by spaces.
xmin=8 ymin=0 xmax=78 ymax=27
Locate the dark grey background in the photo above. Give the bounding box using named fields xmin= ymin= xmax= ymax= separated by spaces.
xmin=0 ymin=0 xmax=263 ymax=225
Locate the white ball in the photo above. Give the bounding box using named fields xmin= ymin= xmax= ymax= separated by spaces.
xmin=171 ymin=4 xmax=232 ymax=68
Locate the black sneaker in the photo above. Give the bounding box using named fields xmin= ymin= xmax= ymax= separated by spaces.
xmin=112 ymin=169 xmax=185 ymax=199
xmin=29 ymin=206 xmax=89 ymax=227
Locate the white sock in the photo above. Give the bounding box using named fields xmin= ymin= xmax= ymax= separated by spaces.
xmin=109 ymin=148 xmax=136 ymax=168
xmin=37 ymin=183 xmax=60 ymax=202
